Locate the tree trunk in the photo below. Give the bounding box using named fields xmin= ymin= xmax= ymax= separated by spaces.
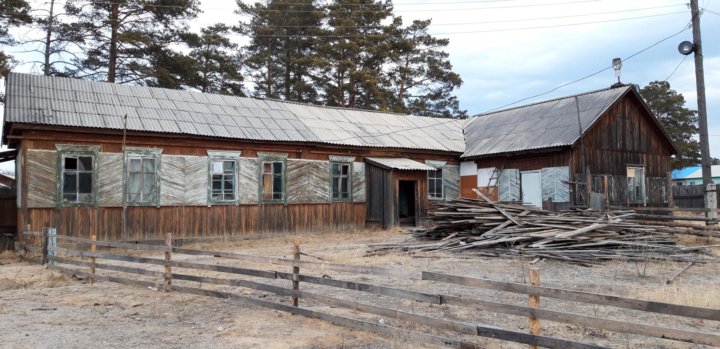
xmin=108 ymin=3 xmax=119 ymax=83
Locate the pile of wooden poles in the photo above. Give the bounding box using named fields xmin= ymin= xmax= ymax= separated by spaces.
xmin=371 ymin=194 xmax=718 ymax=265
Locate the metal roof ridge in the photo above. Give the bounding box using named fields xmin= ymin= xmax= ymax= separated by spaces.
xmin=470 ymin=84 xmax=631 ymax=119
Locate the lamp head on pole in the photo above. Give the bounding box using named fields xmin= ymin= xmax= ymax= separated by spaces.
xmin=678 ymin=41 xmax=694 ymax=55
xmin=612 ymin=58 xmax=622 ymax=84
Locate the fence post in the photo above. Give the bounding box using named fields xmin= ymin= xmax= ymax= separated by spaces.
xmin=292 ymin=241 xmax=300 ymax=308
xmin=706 ymin=183 xmax=717 ymax=225
xmin=47 ymin=228 xmax=56 ymax=265
xmin=41 ymin=227 xmax=49 ymax=265
xmin=667 ymin=171 xmax=674 ymax=208
xmin=603 ymin=175 xmax=609 ymax=209
xmin=164 ymin=233 xmax=172 ymax=292
xmin=90 ymin=234 xmax=97 ymax=284
xmin=528 ymin=267 xmax=541 ymax=349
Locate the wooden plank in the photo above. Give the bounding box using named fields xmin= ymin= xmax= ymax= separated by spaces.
xmin=159 ymin=272 xmax=604 ymax=349
xmin=43 ymin=232 xmax=416 ymax=278
xmin=423 ymin=272 xmax=720 ymax=321
xmin=47 ymin=265 xmax=475 ymax=349
xmin=439 ymin=294 xmax=720 ymax=347
xmin=57 ymin=247 xmax=279 ymax=279
xmin=49 ymin=256 xmax=162 ymax=278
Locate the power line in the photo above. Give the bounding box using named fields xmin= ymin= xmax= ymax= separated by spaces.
xmin=63 ymin=0 xmax=601 ymax=13
xmin=475 ymin=19 xmax=692 ymax=115
xmin=663 ymin=54 xmax=690 ymax=82
xmin=231 ymin=4 xmax=686 ymax=28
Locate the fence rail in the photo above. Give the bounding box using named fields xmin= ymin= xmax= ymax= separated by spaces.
xmin=19 ymin=230 xmax=720 ymax=348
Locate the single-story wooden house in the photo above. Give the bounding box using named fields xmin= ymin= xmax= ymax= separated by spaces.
xmin=1 ymin=73 xmax=463 ymax=240
xmin=459 ymin=85 xmax=678 ymax=210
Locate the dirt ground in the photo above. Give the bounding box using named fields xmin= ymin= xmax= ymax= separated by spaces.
xmin=1 ymin=229 xmax=719 ymax=349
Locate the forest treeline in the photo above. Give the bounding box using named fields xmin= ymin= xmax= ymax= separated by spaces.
xmin=0 ymin=0 xmax=466 ymax=118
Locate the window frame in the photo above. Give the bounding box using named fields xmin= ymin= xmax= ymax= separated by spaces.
xmin=56 ymin=145 xmax=99 ymax=207
xmin=330 ymin=162 xmax=352 ymax=202
xmin=125 ymin=148 xmax=162 ymax=207
xmin=208 ymin=151 xmax=241 ymax=206
xmin=626 ymin=165 xmax=646 ymax=205
xmin=258 ymin=153 xmax=287 ymax=205
xmin=427 ymin=168 xmax=444 ymax=200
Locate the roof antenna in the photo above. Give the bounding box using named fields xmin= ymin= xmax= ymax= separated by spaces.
xmin=611 ymin=58 xmax=623 ymax=88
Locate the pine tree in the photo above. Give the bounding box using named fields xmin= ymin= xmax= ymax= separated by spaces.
xmin=320 ymin=0 xmax=399 ymax=110
xmin=186 ymin=24 xmax=244 ymax=96
xmin=64 ymin=0 xmax=199 ymax=87
xmin=237 ymin=0 xmax=324 ymax=102
xmin=0 ymin=0 xmax=31 ymax=102
xmin=639 ymin=81 xmax=700 ymax=169
xmin=387 ymin=19 xmax=465 ymax=118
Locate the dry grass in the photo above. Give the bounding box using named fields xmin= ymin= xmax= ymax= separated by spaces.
xmin=635 ymin=284 xmax=720 ymax=309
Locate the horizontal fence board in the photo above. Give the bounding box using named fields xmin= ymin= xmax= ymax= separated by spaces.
xmin=48 ymin=264 xmax=472 ymax=349
xmin=56 ymin=247 xmax=279 ymax=279
xmin=423 ymin=272 xmax=720 ymax=321
xmin=440 ymin=295 xmax=720 ymax=346
xmin=100 ymin=268 xmax=604 ymax=349
xmin=42 ymin=232 xmax=413 ymax=279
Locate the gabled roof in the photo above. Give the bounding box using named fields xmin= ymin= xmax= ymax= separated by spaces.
xmin=461 ymin=85 xmax=676 ymax=159
xmin=2 ymin=73 xmax=465 ymax=153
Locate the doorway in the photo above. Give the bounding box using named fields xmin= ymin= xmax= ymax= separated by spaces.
xmin=398 ymin=180 xmax=416 ymax=225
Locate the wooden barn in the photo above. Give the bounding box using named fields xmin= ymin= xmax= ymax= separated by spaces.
xmin=460 ymin=85 xmax=677 ymax=210
xmin=2 ymin=73 xmax=463 ymax=241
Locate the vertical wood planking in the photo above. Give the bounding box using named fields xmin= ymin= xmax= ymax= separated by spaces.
xmin=443 ymin=165 xmax=460 ymax=200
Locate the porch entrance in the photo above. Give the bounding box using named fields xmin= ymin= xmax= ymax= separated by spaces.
xmin=398 ymin=180 xmax=416 ymax=226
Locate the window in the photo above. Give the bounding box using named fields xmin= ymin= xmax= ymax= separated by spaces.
xmin=331 ymin=162 xmax=351 ymax=200
xmin=211 ymin=160 xmax=236 ymax=202
xmin=262 ymin=161 xmax=284 ymax=202
xmin=127 ymin=156 xmax=158 ymax=204
xmin=61 ymin=155 xmax=94 ymax=203
xmin=428 ymin=168 xmax=443 ymax=199
xmin=627 ymin=166 xmax=646 ymax=204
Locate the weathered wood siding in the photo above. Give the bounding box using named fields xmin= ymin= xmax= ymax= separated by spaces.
xmin=574 ymin=95 xmax=672 ymax=178
xmin=160 ymin=155 xmax=185 ymax=206
xmin=26 ymin=149 xmax=56 ymax=208
xmin=352 ymin=162 xmax=366 ymax=202
xmin=16 ymin=128 xmax=460 ymax=237
xmin=184 ymin=156 xmax=208 ymax=206
xmin=366 ymin=163 xmax=390 ymax=226
xmin=287 ymin=159 xmax=330 ymax=203
xmin=238 ymin=157 xmax=259 ymax=204
xmin=98 ymin=153 xmax=123 ymax=207
xmin=22 ymin=203 xmax=366 ymax=240
xmin=443 ymin=165 xmax=460 ymax=200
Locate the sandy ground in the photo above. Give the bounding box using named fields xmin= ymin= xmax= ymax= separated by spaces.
xmin=1 ymin=229 xmax=719 ymax=349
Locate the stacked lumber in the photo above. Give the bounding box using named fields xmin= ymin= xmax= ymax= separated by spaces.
xmin=371 ymin=197 xmax=717 ymax=266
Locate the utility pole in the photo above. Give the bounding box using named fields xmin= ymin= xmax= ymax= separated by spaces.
xmin=690 ymin=0 xmax=711 ymax=188
xmin=43 ymin=0 xmax=55 ymax=76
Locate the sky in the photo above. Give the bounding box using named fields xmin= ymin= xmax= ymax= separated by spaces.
xmin=1 ymin=0 xmax=719 ymax=173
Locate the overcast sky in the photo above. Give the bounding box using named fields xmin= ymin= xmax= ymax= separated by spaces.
xmin=1 ymin=0 xmax=719 ymax=172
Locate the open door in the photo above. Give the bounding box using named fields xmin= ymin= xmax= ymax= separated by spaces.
xmin=398 ymin=180 xmax=416 ymax=226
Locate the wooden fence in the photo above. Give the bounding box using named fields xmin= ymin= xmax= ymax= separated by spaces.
xmin=672 ymin=185 xmax=717 ymax=209
xmin=19 ymin=230 xmax=720 ymax=349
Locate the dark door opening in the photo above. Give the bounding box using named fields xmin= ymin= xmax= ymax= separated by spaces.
xmin=398 ymin=180 xmax=416 ymax=226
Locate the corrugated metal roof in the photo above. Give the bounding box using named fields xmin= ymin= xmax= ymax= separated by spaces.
xmin=3 ymin=73 xmax=464 ymax=153
xmin=365 ymin=157 xmax=437 ymax=171
xmin=462 ymin=86 xmax=632 ymax=158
